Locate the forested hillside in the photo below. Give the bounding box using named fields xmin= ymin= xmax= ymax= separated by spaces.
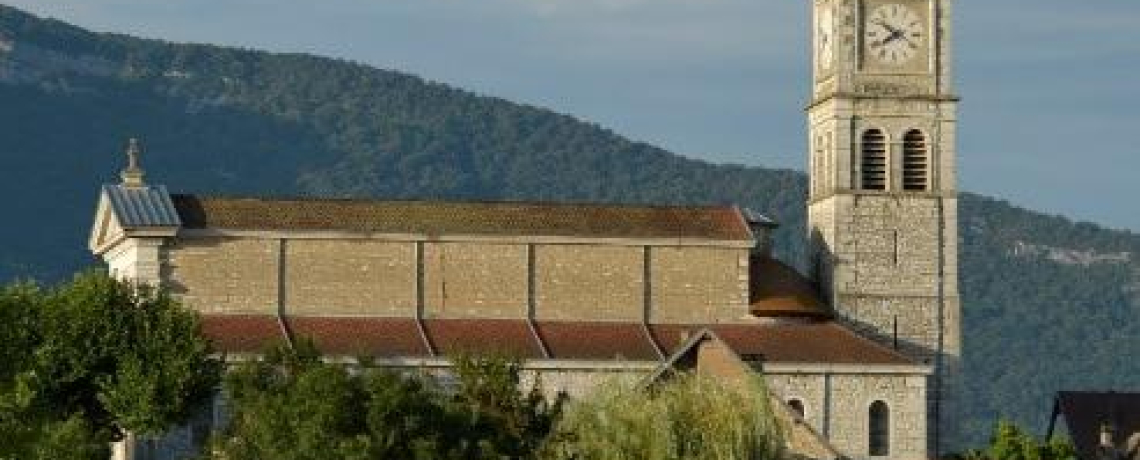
xmin=0 ymin=5 xmax=1135 ymax=449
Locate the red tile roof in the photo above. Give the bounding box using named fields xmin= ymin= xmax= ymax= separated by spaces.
xmin=199 ymin=315 xmax=284 ymax=354
xmin=198 ymin=315 xmax=913 ymax=366
xmin=749 ymin=256 xmax=833 ymax=319
xmin=651 ymin=322 xmax=913 ymax=365
xmin=289 ymin=317 xmax=427 ymax=357
xmin=171 ymin=195 xmax=752 ymax=241
xmin=536 ymin=321 xmax=660 ymax=360
xmin=423 ymin=319 xmax=544 ymax=358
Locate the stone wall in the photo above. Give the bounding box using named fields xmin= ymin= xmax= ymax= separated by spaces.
xmin=768 ymin=371 xmax=929 ymax=460
xmin=814 ymin=194 xmax=960 ymax=396
xmin=650 ymin=247 xmax=750 ymax=323
xmin=158 ymin=235 xmax=751 ymax=323
xmin=695 ymin=338 xmax=751 ymax=383
xmin=522 ymin=366 xmax=649 ymax=400
xmin=163 ymin=237 xmax=279 ymax=315
xmin=424 ymin=242 xmax=529 ymax=319
xmin=534 ymin=245 xmax=644 ymax=321
xmin=288 ymin=240 xmax=416 ymax=317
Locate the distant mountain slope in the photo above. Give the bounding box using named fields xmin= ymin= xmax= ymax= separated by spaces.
xmin=0 ymin=5 xmax=1135 ymax=449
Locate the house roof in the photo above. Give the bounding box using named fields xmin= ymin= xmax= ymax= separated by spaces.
xmin=749 ymin=256 xmax=832 ymax=319
xmin=170 ymin=194 xmax=754 ymax=241
xmin=199 ymin=315 xmax=915 ymax=366
xmin=1049 ymin=391 xmax=1140 ymax=460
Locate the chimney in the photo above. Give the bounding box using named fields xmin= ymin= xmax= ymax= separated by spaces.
xmin=740 ymin=207 xmax=778 ymax=258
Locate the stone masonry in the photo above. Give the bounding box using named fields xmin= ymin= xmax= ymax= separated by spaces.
xmin=807 ymin=0 xmax=961 ymax=454
xmin=158 ymin=234 xmax=754 ymax=325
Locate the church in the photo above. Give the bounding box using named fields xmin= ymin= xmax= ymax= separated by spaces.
xmin=88 ymin=0 xmax=960 ymax=459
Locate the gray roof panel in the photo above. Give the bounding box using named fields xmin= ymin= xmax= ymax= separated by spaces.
xmin=104 ymin=184 xmax=182 ymax=228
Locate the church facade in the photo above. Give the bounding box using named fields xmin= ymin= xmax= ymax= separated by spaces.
xmin=88 ymin=1 xmax=959 ymax=459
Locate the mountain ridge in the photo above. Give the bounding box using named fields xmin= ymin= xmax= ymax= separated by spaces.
xmin=0 ymin=4 xmax=1136 ymax=450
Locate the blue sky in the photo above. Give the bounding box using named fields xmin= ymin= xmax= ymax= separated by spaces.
xmin=7 ymin=0 xmax=1139 ymax=231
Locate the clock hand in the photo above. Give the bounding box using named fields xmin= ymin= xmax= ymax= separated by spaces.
xmin=894 ymin=28 xmax=918 ymax=46
xmin=870 ymin=19 xmax=904 ymax=45
xmin=872 ymin=18 xmax=898 ymax=35
xmin=879 ymin=31 xmax=901 ymax=46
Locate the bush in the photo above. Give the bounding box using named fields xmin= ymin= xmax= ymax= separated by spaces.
xmin=542 ymin=373 xmax=784 ymax=460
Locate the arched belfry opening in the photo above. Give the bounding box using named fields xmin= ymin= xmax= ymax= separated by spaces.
xmin=861 ymin=129 xmax=888 ymax=190
xmin=902 ymin=129 xmax=929 ymax=191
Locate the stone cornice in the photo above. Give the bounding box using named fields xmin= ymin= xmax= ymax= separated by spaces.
xmin=806 ymin=92 xmax=961 ymax=111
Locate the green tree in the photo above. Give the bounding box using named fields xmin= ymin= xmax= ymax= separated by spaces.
xmin=0 ymin=271 xmax=221 ymax=459
xmin=951 ymin=420 xmax=1076 ymax=460
xmin=212 ymin=346 xmax=564 ymax=460
xmin=449 ymin=355 xmax=565 ymax=458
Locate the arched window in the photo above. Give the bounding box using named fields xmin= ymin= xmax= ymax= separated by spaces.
xmin=861 ymin=129 xmax=887 ymax=190
xmin=869 ymin=400 xmax=890 ymax=456
xmin=902 ymin=129 xmax=928 ymax=191
xmin=787 ymin=399 xmax=806 ymax=420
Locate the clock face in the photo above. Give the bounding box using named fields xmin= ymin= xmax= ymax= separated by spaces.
xmin=816 ymin=4 xmax=835 ymax=70
xmin=864 ymin=3 xmax=925 ymax=66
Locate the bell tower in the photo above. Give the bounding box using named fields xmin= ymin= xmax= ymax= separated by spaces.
xmin=806 ymin=0 xmax=960 ymax=453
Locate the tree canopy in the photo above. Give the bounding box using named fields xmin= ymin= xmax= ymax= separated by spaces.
xmin=0 ymin=271 xmax=220 ymax=460
xmin=212 ymin=344 xmax=563 ymax=460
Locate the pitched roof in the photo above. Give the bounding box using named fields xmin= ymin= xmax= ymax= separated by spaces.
xmin=199 ymin=315 xmax=914 ymax=366
xmin=170 ymin=194 xmax=753 ymax=241
xmin=423 ymin=319 xmax=544 ymax=358
xmin=1050 ymin=391 xmax=1140 ymax=460
xmin=535 ymin=321 xmax=661 ymax=361
xmin=199 ymin=314 xmax=283 ymax=353
xmin=749 ymin=256 xmax=833 ymax=319
xmin=103 ymin=184 xmax=182 ymax=228
xmin=650 ymin=322 xmax=914 ymax=365
xmin=289 ymin=317 xmax=428 ymax=357
xmin=643 ymin=328 xmax=844 ymax=460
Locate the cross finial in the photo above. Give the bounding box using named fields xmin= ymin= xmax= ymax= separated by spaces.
xmin=120 ymin=137 xmax=146 ymax=187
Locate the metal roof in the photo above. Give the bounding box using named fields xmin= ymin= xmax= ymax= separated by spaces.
xmin=104 ymin=184 xmax=182 ymax=228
